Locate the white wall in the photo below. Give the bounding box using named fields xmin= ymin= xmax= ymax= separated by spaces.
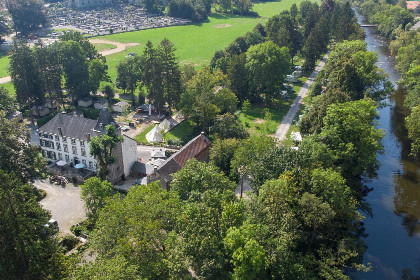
xmin=39 ymin=131 xmax=97 ymax=171
xmin=121 ymin=135 xmax=138 ymax=177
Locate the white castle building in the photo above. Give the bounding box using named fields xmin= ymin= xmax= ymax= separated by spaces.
xmin=67 ymin=0 xmax=113 ymax=9
xmin=38 ymin=109 xmax=137 ymax=183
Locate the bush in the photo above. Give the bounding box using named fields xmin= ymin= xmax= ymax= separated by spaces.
xmin=59 ymin=234 xmax=80 ymax=252
xmin=167 ymin=138 xmax=182 ymax=146
xmin=37 ymin=113 xmax=55 ymax=128
xmin=79 ymin=107 xmax=100 ymax=120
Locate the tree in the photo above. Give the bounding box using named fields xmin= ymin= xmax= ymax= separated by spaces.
xmin=233 ymin=0 xmax=253 ymax=14
xmin=89 ymin=125 xmax=123 ymax=181
xmin=90 ymin=183 xmax=181 ymax=279
xmin=101 ymin=84 xmax=115 ymax=101
xmin=6 ymin=0 xmax=46 ymax=33
xmin=220 ymin=0 xmax=232 ymax=13
xmin=0 ymin=171 xmax=64 ymax=280
xmin=406 ymin=104 xmax=420 ymax=157
xmin=227 ymin=53 xmax=249 ymax=102
xmin=171 ymin=159 xmax=236 ymax=200
xmin=179 ymin=67 xmax=234 ymax=132
xmin=0 ymin=114 xmax=47 ymax=182
xmin=116 ymin=55 xmax=142 ymax=103
xmin=211 ymin=113 xmax=248 ymax=140
xmin=159 ymin=38 xmax=182 ymax=114
xmin=0 ymin=117 xmax=64 ymax=280
xmin=60 ymin=31 xmax=103 ymax=61
xmin=319 ymin=99 xmax=384 ymax=193
xmin=9 ymin=42 xmax=44 ymax=110
xmin=59 ymin=40 xmax=90 ymax=102
xmin=246 ymin=41 xmax=292 ymax=104
xmin=34 ymin=44 xmax=63 ymax=108
xmin=80 ymin=177 xmax=113 ymax=222
xmin=141 ymin=41 xmax=164 ymax=114
xmin=210 ymin=138 xmax=241 ymax=177
xmin=73 ymin=255 xmax=141 ymax=280
xmin=88 ymin=59 xmax=110 ymax=95
xmin=0 ymin=87 xmax=16 ymax=114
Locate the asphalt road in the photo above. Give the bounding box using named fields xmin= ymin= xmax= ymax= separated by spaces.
xmin=35 ymin=179 xmax=86 ymax=235
xmin=275 ymin=51 xmax=330 ymax=141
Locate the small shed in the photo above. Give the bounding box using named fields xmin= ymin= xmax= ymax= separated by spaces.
xmin=113 ymin=101 xmax=130 ymax=113
xmin=44 ymin=98 xmax=59 ymax=109
xmin=94 ymin=99 xmax=109 ymax=109
xmin=5 ymin=111 xmax=23 ymax=122
xmin=78 ymin=97 xmax=93 ymax=107
xmin=31 ymin=106 xmax=50 ymax=117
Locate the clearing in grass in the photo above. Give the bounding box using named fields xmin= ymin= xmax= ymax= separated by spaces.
xmin=92 ymin=43 xmax=117 ymax=52
xmin=0 ymin=53 xmax=10 ymax=78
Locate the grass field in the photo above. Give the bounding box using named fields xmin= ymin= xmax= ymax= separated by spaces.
xmin=98 ymin=14 xmax=266 ymax=81
xmin=1 ymin=82 xmax=15 ymax=94
xmin=253 ymin=0 xmax=309 ymax=18
xmin=0 ymin=53 xmax=10 ymax=78
xmin=92 ymin=43 xmax=117 ymax=52
xmin=134 ymin=124 xmax=156 ymax=144
xmin=164 ymin=119 xmax=197 ymax=144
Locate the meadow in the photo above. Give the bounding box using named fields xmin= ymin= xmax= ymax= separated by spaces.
xmin=0 ymin=53 xmax=10 ymax=78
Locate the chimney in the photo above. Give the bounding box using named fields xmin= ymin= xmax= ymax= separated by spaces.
xmin=86 ymin=133 xmax=91 ymax=142
xmin=58 ymin=127 xmax=63 ymax=136
xmin=99 ymin=123 xmax=103 ymax=129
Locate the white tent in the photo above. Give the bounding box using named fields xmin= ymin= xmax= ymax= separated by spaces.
xmin=146 ymin=125 xmax=163 ymax=143
xmin=290 ymin=131 xmax=303 ymax=142
xmin=159 ymin=119 xmax=171 ymax=133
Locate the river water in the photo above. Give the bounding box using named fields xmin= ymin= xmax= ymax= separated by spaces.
xmin=352 ymin=11 xmax=420 ymax=280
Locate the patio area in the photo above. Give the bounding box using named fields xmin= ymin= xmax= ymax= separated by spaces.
xmin=48 ymin=162 xmax=96 ymax=183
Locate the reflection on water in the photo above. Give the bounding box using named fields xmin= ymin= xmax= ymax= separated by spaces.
xmin=352 ymin=10 xmax=420 ymax=280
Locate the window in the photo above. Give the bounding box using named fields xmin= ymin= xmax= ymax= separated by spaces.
xmin=64 ymin=144 xmax=68 ymax=153
xmin=82 ymin=159 xmax=86 ymax=165
xmin=74 ymin=157 xmax=79 ymax=164
xmin=49 ymin=134 xmax=53 ymax=139
xmin=58 ymin=153 xmax=63 ymax=160
xmin=71 ymin=139 xmax=76 ymax=145
xmin=89 ymin=161 xmax=93 ymax=169
xmin=38 ymin=132 xmax=42 ymax=138
xmin=56 ymin=143 xmax=61 ymax=151
xmin=81 ymin=148 xmax=86 ymax=157
xmin=80 ymin=140 xmax=85 ymax=147
xmin=50 ymin=142 xmax=54 ymax=149
xmin=55 ymin=135 xmax=59 ymax=141
xmin=43 ymin=133 xmax=48 ymax=139
xmin=72 ymin=146 xmax=77 ymax=154
xmin=63 ymin=137 xmax=67 ymax=142
xmin=65 ymin=155 xmax=70 ymax=163
xmin=40 ymin=140 xmax=44 ymax=147
xmin=41 ymin=149 xmax=46 ymax=157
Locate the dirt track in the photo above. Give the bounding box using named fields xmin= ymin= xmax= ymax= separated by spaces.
xmin=89 ymin=39 xmax=139 ymax=56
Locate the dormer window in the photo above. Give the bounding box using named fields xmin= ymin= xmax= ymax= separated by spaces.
xmin=71 ymin=139 xmax=76 ymax=145
xmin=80 ymin=140 xmax=85 ymax=147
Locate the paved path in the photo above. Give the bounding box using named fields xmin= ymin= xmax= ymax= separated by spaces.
xmin=274 ymin=51 xmax=330 ymax=141
xmin=35 ymin=180 xmax=86 ymax=235
xmin=0 ymin=39 xmax=139 ymax=85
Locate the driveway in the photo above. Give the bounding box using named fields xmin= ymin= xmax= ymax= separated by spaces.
xmin=274 ymin=51 xmax=330 ymax=141
xmin=35 ymin=180 xmax=86 ymax=235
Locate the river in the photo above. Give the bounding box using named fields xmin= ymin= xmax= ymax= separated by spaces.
xmin=352 ymin=11 xmax=420 ymax=280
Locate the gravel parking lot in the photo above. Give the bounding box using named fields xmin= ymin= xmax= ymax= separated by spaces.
xmin=35 ymin=180 xmax=86 ymax=235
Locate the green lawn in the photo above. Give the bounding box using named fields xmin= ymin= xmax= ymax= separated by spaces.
xmin=134 ymin=124 xmax=156 ymax=144
xmin=253 ymin=0 xmax=313 ymax=18
xmin=92 ymin=43 xmax=117 ymax=52
xmin=0 ymin=53 xmax=10 ymax=78
xmin=1 ymin=82 xmax=15 ymax=94
xmin=97 ymin=14 xmax=266 ymax=81
xmin=164 ymin=119 xmax=196 ymax=145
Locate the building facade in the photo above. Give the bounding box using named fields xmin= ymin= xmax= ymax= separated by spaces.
xmin=67 ymin=0 xmax=113 ymax=9
xmin=38 ymin=109 xmax=137 ymax=183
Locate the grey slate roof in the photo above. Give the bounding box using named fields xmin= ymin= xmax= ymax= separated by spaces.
xmin=95 ymin=108 xmax=119 ymax=131
xmin=39 ymin=113 xmax=100 ymax=141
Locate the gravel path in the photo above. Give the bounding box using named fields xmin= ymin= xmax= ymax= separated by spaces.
xmin=274 ymin=52 xmax=330 ymax=141
xmin=35 ymin=180 xmax=86 ymax=235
